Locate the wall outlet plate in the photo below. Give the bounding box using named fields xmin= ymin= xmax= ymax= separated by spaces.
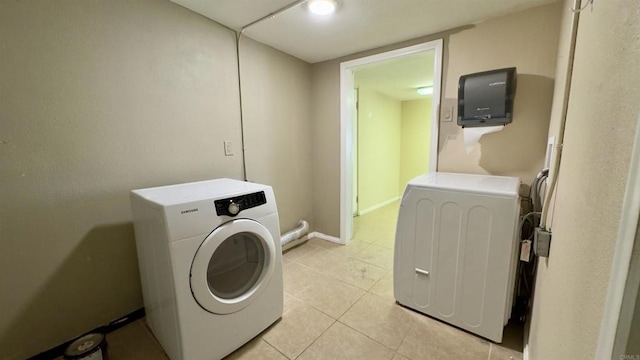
xmin=224 ymin=141 xmax=233 ymax=156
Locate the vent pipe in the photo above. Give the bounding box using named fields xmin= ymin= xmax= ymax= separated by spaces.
xmin=281 ymin=219 xmax=310 ymax=251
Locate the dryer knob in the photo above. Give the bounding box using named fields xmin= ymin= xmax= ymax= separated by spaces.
xmin=228 ymin=201 xmax=240 ymax=215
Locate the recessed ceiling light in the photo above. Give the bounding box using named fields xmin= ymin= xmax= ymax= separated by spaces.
xmin=417 ymin=87 xmax=433 ymax=96
xmin=307 ymin=0 xmax=337 ymax=16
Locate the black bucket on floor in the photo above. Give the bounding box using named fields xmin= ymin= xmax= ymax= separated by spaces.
xmin=63 ymin=333 xmax=108 ymax=360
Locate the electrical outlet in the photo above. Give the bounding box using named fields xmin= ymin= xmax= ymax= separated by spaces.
xmin=224 ymin=141 xmax=233 ymax=156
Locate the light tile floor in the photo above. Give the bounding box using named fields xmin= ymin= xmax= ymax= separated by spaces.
xmin=100 ymin=201 xmax=523 ymax=360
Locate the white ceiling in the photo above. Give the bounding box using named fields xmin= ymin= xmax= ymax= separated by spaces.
xmin=355 ymin=50 xmax=435 ymax=101
xmin=170 ymin=0 xmax=557 ymax=64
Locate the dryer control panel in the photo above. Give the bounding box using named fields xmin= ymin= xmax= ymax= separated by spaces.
xmin=214 ymin=191 xmax=266 ymax=217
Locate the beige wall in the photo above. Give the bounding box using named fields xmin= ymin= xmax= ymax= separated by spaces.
xmin=0 ymin=1 xmax=313 ymax=358
xmin=310 ymin=60 xmax=342 ymax=238
xmin=356 ymin=88 xmax=402 ymax=212
xmin=310 ymin=2 xmax=562 ymax=237
xmin=527 ymin=0 xmax=640 ymax=358
xmin=400 ymin=98 xmax=432 ymax=193
xmin=438 ymin=2 xmax=561 ymax=185
xmin=239 ymin=37 xmax=313 ymax=232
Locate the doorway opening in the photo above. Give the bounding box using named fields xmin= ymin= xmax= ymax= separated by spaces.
xmin=339 ymin=40 xmax=443 ymax=243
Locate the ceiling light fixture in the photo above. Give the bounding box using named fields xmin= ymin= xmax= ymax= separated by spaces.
xmin=417 ymin=86 xmax=433 ymax=96
xmin=307 ymin=0 xmax=337 ymax=16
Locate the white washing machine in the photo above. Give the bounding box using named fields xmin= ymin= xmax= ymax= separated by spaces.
xmin=394 ymin=172 xmax=520 ymax=343
xmin=130 ymin=179 xmax=283 ymax=360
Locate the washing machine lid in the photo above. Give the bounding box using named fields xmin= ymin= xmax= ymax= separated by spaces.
xmin=407 ymin=172 xmax=520 ymax=198
xmin=190 ymin=218 xmax=276 ymax=314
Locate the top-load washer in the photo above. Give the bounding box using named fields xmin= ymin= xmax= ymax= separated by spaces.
xmin=130 ymin=178 xmax=283 ymax=360
xmin=394 ymin=172 xmax=520 ymax=343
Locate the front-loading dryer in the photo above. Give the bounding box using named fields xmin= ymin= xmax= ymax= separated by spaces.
xmin=130 ymin=178 xmax=283 ymax=360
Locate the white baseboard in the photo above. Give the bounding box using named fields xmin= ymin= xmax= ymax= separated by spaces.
xmin=523 ymin=343 xmax=529 ymax=360
xmin=358 ymin=196 xmax=400 ymax=216
xmin=307 ymin=231 xmax=343 ymax=244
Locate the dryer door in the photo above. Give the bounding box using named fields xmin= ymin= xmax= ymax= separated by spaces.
xmin=190 ymin=218 xmax=276 ymax=314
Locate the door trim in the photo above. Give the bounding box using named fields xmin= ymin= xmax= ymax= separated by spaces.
xmin=339 ymin=39 xmax=444 ymax=243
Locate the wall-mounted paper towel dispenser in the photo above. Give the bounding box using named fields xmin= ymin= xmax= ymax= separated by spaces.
xmin=458 ymin=67 xmax=517 ymax=128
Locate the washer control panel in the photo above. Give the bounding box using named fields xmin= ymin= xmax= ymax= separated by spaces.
xmin=214 ymin=191 xmax=266 ymax=217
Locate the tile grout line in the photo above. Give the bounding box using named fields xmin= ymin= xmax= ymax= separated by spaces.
xmin=385 ymin=294 xmax=420 ymax=359
xmin=282 ymin=291 xmax=343 ymax=321
xmin=336 ymin=319 xmax=399 ymax=354
xmin=337 ymin=287 xmax=368 ymax=319
xmin=334 ymin=288 xmax=410 ymax=354
xmin=290 ymin=289 xmax=370 ymax=359
xmin=292 ymin=318 xmax=338 ymax=360
xmin=285 ymin=204 xmax=399 ymax=358
xmin=261 ymin=294 xmax=335 ymax=360
xmin=289 ymin=252 xmax=387 ymax=292
xmin=283 ymin=286 xmax=376 ymax=355
xmin=287 ymin=258 xmax=363 ymax=292
xmin=259 ymin=337 xmax=294 ymax=360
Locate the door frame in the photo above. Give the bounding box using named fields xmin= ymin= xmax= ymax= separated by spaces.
xmin=353 ymin=88 xmax=359 ymax=216
xmin=339 ymin=39 xmax=443 ymax=243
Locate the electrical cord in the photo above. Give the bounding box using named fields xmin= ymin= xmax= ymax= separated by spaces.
xmin=235 ymin=31 xmax=248 ymax=181
xmin=520 ymin=212 xmax=541 ymax=239
xmin=541 ymin=0 xmax=582 ymax=229
xmin=529 ymin=169 xmax=549 ymax=213
xmin=514 ymin=210 xmax=540 ymax=322
xmin=514 ymin=169 xmax=548 ymax=322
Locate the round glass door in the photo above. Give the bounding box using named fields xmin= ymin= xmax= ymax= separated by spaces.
xmin=190 ymin=219 xmax=276 ymax=314
xmin=207 ymin=231 xmax=265 ymax=299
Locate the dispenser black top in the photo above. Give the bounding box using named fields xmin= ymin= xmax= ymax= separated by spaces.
xmin=457 ymin=67 xmax=517 ymax=128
